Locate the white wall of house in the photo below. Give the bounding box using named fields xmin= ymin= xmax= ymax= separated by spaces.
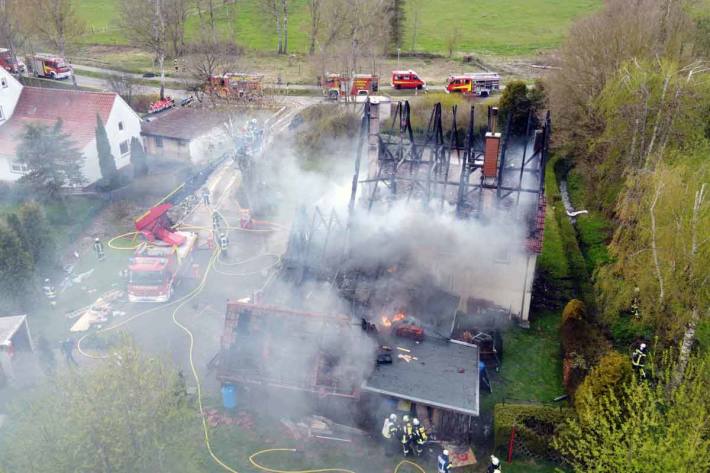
xmin=82 ymin=95 xmax=142 ymax=183
xmin=0 ymin=68 xmax=22 ymax=125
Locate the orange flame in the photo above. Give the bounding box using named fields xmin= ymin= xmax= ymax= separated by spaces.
xmin=381 ymin=316 xmax=392 ymax=327
xmin=393 ymin=312 xmax=405 ymax=322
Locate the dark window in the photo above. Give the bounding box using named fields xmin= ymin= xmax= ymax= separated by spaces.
xmin=119 ymin=140 xmax=129 ymax=155
xmin=118 ymin=121 xmax=124 ymax=131
xmin=155 ymin=136 xmax=163 ymax=148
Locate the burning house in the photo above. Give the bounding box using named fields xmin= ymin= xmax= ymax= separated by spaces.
xmin=216 ymin=98 xmax=549 ymax=439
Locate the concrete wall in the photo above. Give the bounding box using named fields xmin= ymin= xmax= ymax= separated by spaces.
xmin=0 ymin=68 xmax=22 ymax=124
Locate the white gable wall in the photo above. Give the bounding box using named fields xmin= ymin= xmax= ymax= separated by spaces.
xmin=103 ymin=94 xmax=142 ymax=176
xmin=0 ymin=68 xmax=22 ymax=125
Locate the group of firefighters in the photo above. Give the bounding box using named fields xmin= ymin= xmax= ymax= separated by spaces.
xmin=380 ymin=413 xmax=504 ymax=473
xmin=382 ymin=413 xmax=428 ymax=458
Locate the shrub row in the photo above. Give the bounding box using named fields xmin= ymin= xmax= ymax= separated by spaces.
xmin=493 ymin=403 xmax=574 ymax=459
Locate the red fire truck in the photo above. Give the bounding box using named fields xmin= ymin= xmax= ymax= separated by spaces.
xmin=27 ymin=54 xmax=73 ymax=80
xmin=0 ymin=48 xmax=25 ymax=74
xmin=322 ymin=73 xmax=348 ymax=100
xmin=206 ymin=73 xmax=264 ymax=99
xmin=351 ymin=74 xmax=379 ymax=96
xmin=391 ymin=70 xmax=426 ymax=90
xmin=127 ymin=232 xmax=197 ymax=302
xmin=445 ymin=72 xmax=500 ymax=97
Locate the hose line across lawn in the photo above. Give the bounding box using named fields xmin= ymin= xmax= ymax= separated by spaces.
xmin=80 ymin=213 xmax=429 ymax=472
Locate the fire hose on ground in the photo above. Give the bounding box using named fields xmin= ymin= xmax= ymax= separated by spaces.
xmin=79 ymin=188 xmax=430 ymax=472
xmin=80 ymin=243 xmax=429 ymax=473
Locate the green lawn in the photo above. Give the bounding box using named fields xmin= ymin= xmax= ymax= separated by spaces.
xmin=74 ymin=0 xmax=602 ymax=55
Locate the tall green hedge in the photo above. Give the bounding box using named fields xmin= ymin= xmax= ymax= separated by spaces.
xmin=493 ymin=403 xmax=573 ymax=459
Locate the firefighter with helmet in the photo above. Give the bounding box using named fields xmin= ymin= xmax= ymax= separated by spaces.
xmin=632 ymin=343 xmax=648 ymax=380
xmin=400 ymin=414 xmax=413 ymax=456
xmin=487 ymin=455 xmax=502 ymax=473
xmin=93 ymin=237 xmax=105 ymax=261
xmin=381 ymin=413 xmax=399 ymax=456
xmin=437 ymin=449 xmax=452 ymax=473
xmin=412 ymin=418 xmax=428 ymax=456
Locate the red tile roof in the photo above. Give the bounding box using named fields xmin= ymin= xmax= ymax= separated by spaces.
xmin=0 ymin=87 xmax=117 ymax=156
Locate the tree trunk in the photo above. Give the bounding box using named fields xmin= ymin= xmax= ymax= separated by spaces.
xmin=159 ymin=53 xmax=165 ymax=99
xmin=281 ymin=0 xmax=288 ymax=55
xmin=275 ymin=7 xmax=282 ymax=54
xmin=308 ymin=0 xmax=318 ymax=55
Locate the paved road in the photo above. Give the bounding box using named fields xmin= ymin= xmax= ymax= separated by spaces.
xmin=70 ymin=62 xmax=449 ymax=95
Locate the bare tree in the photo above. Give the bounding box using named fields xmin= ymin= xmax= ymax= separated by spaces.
xmin=184 ymin=39 xmax=240 ymax=103
xmin=24 ymin=0 xmax=85 ymax=56
xmin=311 ymin=0 xmax=390 ymax=78
xmin=193 ymin=0 xmax=218 ymax=43
xmin=410 ymin=0 xmax=422 ymax=52
xmin=307 ymin=0 xmax=321 ymax=55
xmin=164 ymin=0 xmax=189 ymax=57
xmin=0 ymin=0 xmax=24 ymax=65
xmin=260 ymin=0 xmax=290 ymax=54
xmin=118 ymin=0 xmax=167 ymax=98
xmin=108 ymin=74 xmax=143 ymax=108
xmin=446 ymin=27 xmax=459 ymax=58
xmin=281 ymin=0 xmax=289 ymax=55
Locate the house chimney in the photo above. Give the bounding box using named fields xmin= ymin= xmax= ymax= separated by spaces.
xmin=483 ymin=107 xmax=501 ymax=179
xmin=488 ymin=106 xmax=498 ymax=133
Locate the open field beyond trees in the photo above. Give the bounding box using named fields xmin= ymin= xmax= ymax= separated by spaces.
xmin=74 ymin=0 xmax=602 ymax=56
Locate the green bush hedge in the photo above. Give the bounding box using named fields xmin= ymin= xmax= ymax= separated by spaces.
xmin=574 ymin=350 xmax=632 ymax=417
xmin=493 ymin=403 xmax=574 ymax=459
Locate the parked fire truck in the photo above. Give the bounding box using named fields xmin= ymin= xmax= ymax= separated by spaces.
xmin=445 ymin=72 xmax=500 ymax=96
xmin=127 ymin=203 xmax=197 ymax=302
xmin=391 ymin=70 xmax=426 ymax=90
xmin=206 ymin=73 xmax=264 ymax=99
xmin=351 ymin=74 xmax=378 ymax=96
xmin=322 ymin=73 xmax=348 ymax=100
xmin=27 ymin=54 xmax=73 ymax=80
xmin=0 ymin=48 xmax=25 ymax=74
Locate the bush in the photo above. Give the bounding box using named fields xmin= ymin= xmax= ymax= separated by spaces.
xmin=294 ymin=104 xmax=360 ymax=164
xmin=562 ymin=299 xmax=586 ymax=323
xmin=493 ymin=403 xmax=574 ymax=460
xmin=574 ymin=350 xmax=632 ymax=417
xmin=560 ymin=299 xmax=610 ymax=396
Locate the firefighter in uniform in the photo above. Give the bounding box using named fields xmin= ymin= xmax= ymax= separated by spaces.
xmin=400 ymin=415 xmax=413 ymax=456
xmin=93 ymin=237 xmax=105 ymax=261
xmin=437 ymin=449 xmax=452 ymax=473
xmin=381 ymin=414 xmax=399 ymax=456
xmin=487 ymin=455 xmax=502 ymax=473
xmin=412 ymin=418 xmax=428 ymax=456
xmin=632 ymin=343 xmax=648 ymax=380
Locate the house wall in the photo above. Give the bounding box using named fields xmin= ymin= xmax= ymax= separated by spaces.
xmin=104 ymin=95 xmax=142 ymax=178
xmin=0 ymin=68 xmax=22 ymax=124
xmin=143 ymin=135 xmax=193 ymax=161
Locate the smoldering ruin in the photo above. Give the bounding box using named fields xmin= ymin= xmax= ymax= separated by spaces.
xmin=215 ymin=98 xmax=550 ymax=441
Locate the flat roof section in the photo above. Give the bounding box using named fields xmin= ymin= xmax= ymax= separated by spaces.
xmin=362 ymin=337 xmax=479 ymax=416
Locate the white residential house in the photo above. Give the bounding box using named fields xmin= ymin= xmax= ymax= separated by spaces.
xmin=0 ymin=67 xmax=142 ymax=185
xmin=0 ymin=67 xmax=23 ymax=126
xmin=141 ymin=107 xmax=234 ymax=163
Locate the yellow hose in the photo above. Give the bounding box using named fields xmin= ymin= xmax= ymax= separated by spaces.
xmin=80 ymin=190 xmax=429 ymax=473
xmin=249 ymin=449 xmax=427 ymax=473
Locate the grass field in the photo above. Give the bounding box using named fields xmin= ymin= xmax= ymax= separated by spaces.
xmin=74 ymin=0 xmax=602 ymax=56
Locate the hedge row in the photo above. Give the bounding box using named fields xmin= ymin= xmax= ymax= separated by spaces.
xmin=493 ymin=403 xmax=574 ymax=459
